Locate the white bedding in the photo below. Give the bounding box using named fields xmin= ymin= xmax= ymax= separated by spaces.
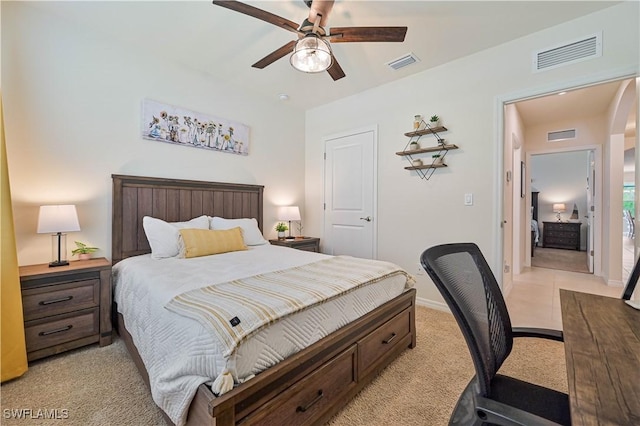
xmin=531 ymin=219 xmax=540 ymax=243
xmin=113 ymin=244 xmax=411 ymax=426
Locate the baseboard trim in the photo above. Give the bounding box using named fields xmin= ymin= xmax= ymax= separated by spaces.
xmin=416 ymin=296 xmax=450 ymax=313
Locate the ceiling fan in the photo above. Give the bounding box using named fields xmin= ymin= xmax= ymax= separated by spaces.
xmin=211 ymin=0 xmax=408 ymax=81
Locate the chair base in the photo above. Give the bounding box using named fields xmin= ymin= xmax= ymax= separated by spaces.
xmin=450 ymin=375 xmax=570 ymax=426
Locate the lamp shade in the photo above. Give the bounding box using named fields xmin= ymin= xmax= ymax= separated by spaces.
xmin=278 ymin=206 xmax=301 ymax=221
xmin=552 ymin=203 xmax=566 ymax=213
xmin=37 ymin=205 xmax=81 ymax=233
xmin=290 ymin=34 xmax=332 ymax=73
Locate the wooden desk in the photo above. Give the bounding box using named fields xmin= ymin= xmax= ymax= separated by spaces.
xmin=560 ymin=290 xmax=640 ymax=425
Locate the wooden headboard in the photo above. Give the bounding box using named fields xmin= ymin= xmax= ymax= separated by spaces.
xmin=112 ymin=174 xmax=264 ymax=264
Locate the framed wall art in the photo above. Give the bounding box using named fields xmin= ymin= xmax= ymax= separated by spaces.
xmin=141 ymin=99 xmax=250 ymax=156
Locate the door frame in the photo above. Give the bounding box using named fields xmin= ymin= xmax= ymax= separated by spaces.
xmin=322 ymin=125 xmax=378 ymax=258
xmin=493 ymin=66 xmax=637 ymax=290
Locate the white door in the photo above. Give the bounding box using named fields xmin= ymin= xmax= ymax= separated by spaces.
xmin=587 ymin=150 xmax=595 ymax=273
xmin=323 ymin=127 xmax=376 ymax=258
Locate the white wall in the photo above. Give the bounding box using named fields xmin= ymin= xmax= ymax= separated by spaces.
xmin=305 ymin=2 xmax=639 ymax=305
xmin=2 ymin=2 xmax=306 ymax=265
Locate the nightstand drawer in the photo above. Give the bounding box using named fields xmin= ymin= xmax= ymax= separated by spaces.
xmin=24 ymin=308 xmax=99 ymax=353
xmin=22 ymin=279 xmax=100 ymax=321
xmin=293 ymin=241 xmax=320 ymax=252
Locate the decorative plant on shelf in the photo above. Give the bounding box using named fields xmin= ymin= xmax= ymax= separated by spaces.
xmin=432 ymin=154 xmax=443 ymax=165
xmin=429 ymin=115 xmax=440 ymax=127
xmin=409 ymin=141 xmax=419 ymax=151
xmin=72 ymin=241 xmax=98 ymax=260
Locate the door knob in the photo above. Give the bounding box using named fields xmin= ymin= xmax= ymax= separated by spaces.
xmin=360 ymin=216 xmax=372 ymax=222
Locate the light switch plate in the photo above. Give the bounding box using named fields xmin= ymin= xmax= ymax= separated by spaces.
xmin=464 ymin=193 xmax=473 ymax=206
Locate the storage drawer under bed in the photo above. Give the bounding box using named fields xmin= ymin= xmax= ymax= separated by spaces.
xmin=241 ymin=344 xmax=358 ymax=425
xmin=358 ymin=307 xmax=412 ymax=376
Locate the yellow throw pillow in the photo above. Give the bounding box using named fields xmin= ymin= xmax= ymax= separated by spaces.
xmin=179 ymin=227 xmax=247 ymax=258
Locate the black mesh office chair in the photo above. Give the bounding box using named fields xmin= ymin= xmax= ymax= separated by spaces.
xmin=622 ymin=253 xmax=640 ymax=300
xmin=420 ymin=243 xmax=571 ymax=425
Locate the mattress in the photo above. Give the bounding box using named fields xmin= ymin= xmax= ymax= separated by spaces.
xmin=113 ymin=244 xmax=411 ymax=426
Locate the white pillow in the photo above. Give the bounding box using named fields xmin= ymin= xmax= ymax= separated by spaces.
xmin=209 ymin=217 xmax=268 ymax=246
xmin=143 ymin=215 xmax=210 ymax=259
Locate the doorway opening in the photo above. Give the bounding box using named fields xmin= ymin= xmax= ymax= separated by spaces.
xmin=502 ymin=77 xmax=637 ymax=290
xmin=529 ymin=149 xmax=593 ymax=274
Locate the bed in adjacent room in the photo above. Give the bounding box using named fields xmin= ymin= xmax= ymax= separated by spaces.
xmin=531 ymin=191 xmax=540 ymax=257
xmin=111 ymin=174 xmax=417 ymax=426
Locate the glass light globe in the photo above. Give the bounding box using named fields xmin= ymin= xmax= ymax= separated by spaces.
xmin=290 ymin=34 xmax=332 ymax=73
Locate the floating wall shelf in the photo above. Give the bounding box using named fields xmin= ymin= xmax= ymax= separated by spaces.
xmin=396 ymin=122 xmax=459 ymax=180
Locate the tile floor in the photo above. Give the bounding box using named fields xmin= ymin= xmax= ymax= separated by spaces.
xmin=505 ymin=237 xmax=633 ymax=330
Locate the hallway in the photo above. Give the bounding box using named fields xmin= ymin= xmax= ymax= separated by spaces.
xmin=506 ymin=267 xmax=626 ymax=331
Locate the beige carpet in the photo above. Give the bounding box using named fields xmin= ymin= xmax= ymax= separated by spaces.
xmin=0 ymin=307 xmax=567 ymax=425
xmin=532 ymin=247 xmax=590 ymax=273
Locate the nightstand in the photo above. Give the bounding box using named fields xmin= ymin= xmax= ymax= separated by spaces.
xmin=19 ymin=257 xmax=112 ymax=361
xmin=269 ymin=237 xmax=320 ymax=253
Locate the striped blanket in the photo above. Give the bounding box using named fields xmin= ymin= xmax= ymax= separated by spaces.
xmin=165 ymin=256 xmax=414 ymax=358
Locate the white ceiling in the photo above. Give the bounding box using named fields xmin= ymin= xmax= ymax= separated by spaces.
xmin=26 ymin=0 xmax=621 ymax=110
xmin=515 ymin=79 xmax=636 ymax=136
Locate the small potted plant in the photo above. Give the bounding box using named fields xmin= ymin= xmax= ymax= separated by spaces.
xmin=432 ymin=154 xmax=444 ymax=165
xmin=429 ymin=115 xmax=440 ymax=128
xmin=72 ymin=241 xmax=98 ymax=260
xmin=409 ymin=140 xmax=420 ymax=151
xmin=275 ymin=222 xmax=288 ymax=240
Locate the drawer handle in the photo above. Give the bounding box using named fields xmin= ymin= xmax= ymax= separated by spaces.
xmin=296 ymin=390 xmax=324 ymax=413
xmin=383 ymin=332 xmax=397 ymax=345
xmin=39 ymin=296 xmax=73 ymax=305
xmin=39 ymin=325 xmax=73 ymax=336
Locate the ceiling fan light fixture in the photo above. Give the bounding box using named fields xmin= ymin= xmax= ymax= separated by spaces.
xmin=290 ymin=34 xmax=332 ymax=73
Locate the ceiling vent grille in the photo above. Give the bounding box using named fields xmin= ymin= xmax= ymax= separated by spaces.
xmin=387 ymin=53 xmax=420 ymax=70
xmin=533 ymin=32 xmax=602 ymax=73
xmin=548 ymin=129 xmax=577 ymax=142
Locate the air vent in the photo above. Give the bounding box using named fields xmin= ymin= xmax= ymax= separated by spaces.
xmin=548 ymin=129 xmax=577 ymax=142
xmin=387 ymin=53 xmax=420 ymax=70
xmin=533 ymin=32 xmax=602 ymax=73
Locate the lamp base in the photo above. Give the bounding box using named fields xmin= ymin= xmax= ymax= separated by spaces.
xmin=49 ymin=260 xmax=69 ymax=268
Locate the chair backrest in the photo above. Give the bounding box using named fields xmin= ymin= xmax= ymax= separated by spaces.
xmin=420 ymin=243 xmax=513 ymax=397
xmin=623 ymin=254 xmax=640 ymax=300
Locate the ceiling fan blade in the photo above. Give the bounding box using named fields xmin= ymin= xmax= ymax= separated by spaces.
xmin=212 ymin=1 xmax=301 ymax=34
xmin=329 ymin=26 xmax=407 ymax=43
xmin=327 ymin=55 xmax=345 ymax=81
xmin=252 ymin=40 xmax=297 ymax=69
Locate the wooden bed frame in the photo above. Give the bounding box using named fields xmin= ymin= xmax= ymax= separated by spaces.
xmin=111 ymin=174 xmax=417 ymax=426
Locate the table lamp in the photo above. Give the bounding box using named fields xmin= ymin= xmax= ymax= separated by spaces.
xmin=553 ymin=203 xmax=566 ymax=222
xmin=278 ymin=206 xmax=300 ymax=239
xmin=37 ymin=205 xmax=81 ymax=267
